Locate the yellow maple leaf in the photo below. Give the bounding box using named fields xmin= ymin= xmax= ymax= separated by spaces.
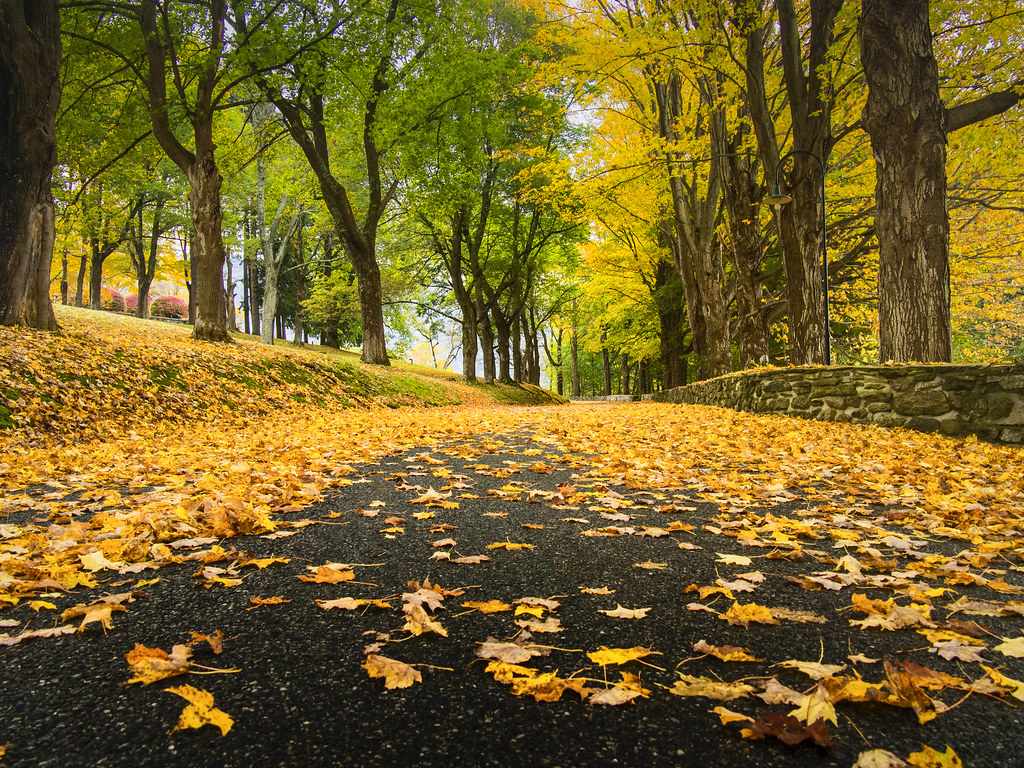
xmin=906 ymin=745 xmax=963 ymax=768
xmin=509 ymin=671 xmax=592 ymax=702
xmin=362 ymin=654 xmax=422 ymax=689
xmin=461 ymin=600 xmax=512 ymax=614
xmin=693 ymin=639 xmax=762 ymax=663
xmin=721 ymin=601 xmax=779 ymax=628
xmin=587 ymin=646 xmax=660 ymax=667
xmin=514 ymin=604 xmax=546 ymax=618
xmin=669 ymin=674 xmax=754 ymax=701
xmin=126 ymin=643 xmax=191 ymax=685
xmin=298 ymin=564 xmax=354 ymax=584
xmin=487 ymin=542 xmax=535 ymax=551
xmin=166 ymin=685 xmax=233 ymax=736
xmin=485 ymin=661 xmax=536 ymax=683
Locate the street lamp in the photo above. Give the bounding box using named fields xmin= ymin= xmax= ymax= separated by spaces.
xmin=764 ymin=150 xmax=831 ymax=365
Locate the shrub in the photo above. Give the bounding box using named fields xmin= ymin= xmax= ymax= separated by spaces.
xmin=150 ymin=295 xmax=188 ymax=319
xmin=100 ymin=287 xmax=126 ymax=312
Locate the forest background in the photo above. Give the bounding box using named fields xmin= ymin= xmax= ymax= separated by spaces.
xmin=2 ymin=0 xmax=1023 ymax=397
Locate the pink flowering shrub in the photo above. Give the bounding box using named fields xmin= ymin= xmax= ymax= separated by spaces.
xmin=149 ymin=295 xmax=188 ymax=319
xmin=100 ymin=287 xmax=126 ymax=312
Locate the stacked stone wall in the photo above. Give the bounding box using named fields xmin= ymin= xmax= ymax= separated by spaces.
xmin=648 ymin=364 xmax=1024 ymax=444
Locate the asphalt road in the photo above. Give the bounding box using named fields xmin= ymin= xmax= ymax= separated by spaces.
xmin=2 ymin=431 xmax=1023 ymax=768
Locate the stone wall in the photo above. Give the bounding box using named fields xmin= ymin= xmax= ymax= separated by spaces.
xmin=648 ymin=363 xmax=1024 ymax=444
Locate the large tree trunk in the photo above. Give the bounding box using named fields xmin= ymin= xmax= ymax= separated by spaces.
xmin=601 ymin=333 xmax=611 ymax=396
xmin=89 ymin=243 xmax=104 ymax=309
xmin=75 ymin=252 xmax=87 ymax=307
xmin=861 ymin=0 xmax=950 ymax=363
xmin=476 ymin=290 xmax=496 ymax=385
xmin=745 ymin=0 xmax=845 ymax=366
xmin=187 ymin=149 xmax=229 ymax=341
xmin=0 ymin=0 xmax=60 ymax=331
xmin=570 ymin=327 xmax=581 ymax=397
xmin=140 ymin=0 xmax=229 ymax=342
xmin=655 ymin=74 xmax=731 ymax=380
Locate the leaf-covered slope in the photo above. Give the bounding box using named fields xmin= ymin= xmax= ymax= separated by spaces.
xmin=0 ymin=306 xmax=561 ymax=443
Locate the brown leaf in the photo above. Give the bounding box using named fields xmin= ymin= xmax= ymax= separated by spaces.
xmin=740 ymin=711 xmax=834 ymax=748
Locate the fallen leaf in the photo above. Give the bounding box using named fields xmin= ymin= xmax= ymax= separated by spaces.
xmin=298 ymin=563 xmax=355 ymax=584
xmin=462 ymin=600 xmax=512 ymax=614
xmin=61 ymin=601 xmax=127 ymax=632
xmin=166 ymin=684 xmax=233 ymax=736
xmin=634 ymin=561 xmax=668 ymax=570
xmin=508 ymin=671 xmax=591 ymax=702
xmin=716 ymin=553 xmax=753 ymax=566
xmin=487 ymin=542 xmax=535 ymax=551
xmin=597 ymin=605 xmax=650 ymax=620
xmin=452 ymin=555 xmax=491 ymax=564
xmin=587 ymin=646 xmax=660 ymax=667
xmin=362 ymin=654 xmax=422 ymax=689
xmin=906 ymin=745 xmax=963 ymax=768
xmin=740 ymin=711 xmax=834 ymax=748
xmin=514 ymin=617 xmax=563 ymax=633
xmin=721 ymin=601 xmax=779 ymax=628
xmin=994 ymin=635 xmax=1024 ymax=658
xmin=855 ymin=751 xmax=908 ymax=768
xmin=126 ymin=643 xmax=192 ymax=685
xmin=249 ymin=596 xmax=290 ymax=608
xmin=693 ymin=639 xmax=762 ymax=663
xmin=777 ymin=660 xmax=847 ymax=680
xmin=669 ymin=674 xmax=754 ymax=701
xmin=475 ymin=637 xmax=550 ymax=664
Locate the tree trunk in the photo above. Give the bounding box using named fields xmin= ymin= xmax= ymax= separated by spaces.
xmin=570 ymin=328 xmax=581 ymax=397
xmin=620 ymin=353 xmax=630 ymax=395
xmin=491 ymin=305 xmax=513 ymax=384
xmin=60 ymin=249 xmax=68 ymax=305
xmin=601 ymin=336 xmax=611 ymax=396
xmin=0 ymin=0 xmax=60 ymax=331
xmin=749 ymin=0 xmax=844 ymax=365
xmin=653 ymin=259 xmax=686 ymax=388
xmin=293 ymin=230 xmax=305 ymax=345
xmin=860 ymin=0 xmax=950 ymax=362
xmin=477 ymin=297 xmax=496 ymax=384
xmin=89 ymin=244 xmax=103 ymax=309
xmin=225 ymin=249 xmax=236 ymax=330
xmin=186 ymin=150 xmax=229 ymax=341
xmin=511 ymin=314 xmax=521 ymax=382
xmin=139 ymin=0 xmax=228 ymax=342
xmin=75 ymin=252 xmax=86 ymax=307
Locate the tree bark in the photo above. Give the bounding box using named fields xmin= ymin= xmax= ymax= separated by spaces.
xmin=601 ymin=332 xmax=611 ymax=396
xmin=139 ymin=0 xmax=229 ymax=342
xmin=654 ymin=259 xmax=687 ymax=388
xmin=257 ymin=156 xmax=300 ymax=345
xmin=75 ymin=252 xmax=87 ymax=307
xmin=620 ymin=353 xmax=630 ymax=395
xmin=860 ymin=0 xmax=950 ymax=363
xmin=860 ymin=0 xmax=1020 ymax=362
xmin=747 ymin=0 xmax=845 ymax=365
xmin=0 ymin=0 xmax=60 ymax=330
xmin=570 ymin=326 xmax=581 ymax=397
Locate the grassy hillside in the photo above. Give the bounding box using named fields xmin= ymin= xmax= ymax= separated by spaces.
xmin=0 ymin=306 xmax=564 ymax=445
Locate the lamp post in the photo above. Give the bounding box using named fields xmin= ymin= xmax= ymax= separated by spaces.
xmin=764 ymin=150 xmax=831 ymax=366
